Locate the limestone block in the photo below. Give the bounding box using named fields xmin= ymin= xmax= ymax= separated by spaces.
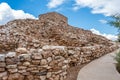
xmin=6 ymin=65 xmax=17 ymax=69
xmin=68 ymin=50 xmax=75 ymax=55
xmin=0 ymin=68 xmax=5 ymax=72
xmin=0 ymin=54 xmax=5 ymax=62
xmin=0 ymin=72 xmax=7 ymax=78
xmin=42 ymin=45 xmax=65 ymax=50
xmin=2 ymin=76 xmax=8 ymax=80
xmin=16 ymin=47 xmax=28 ymax=54
xmin=6 ymin=52 xmax=16 ymax=58
xmin=0 ymin=62 xmax=6 ymax=68
xmin=21 ymin=72 xmax=30 ymax=76
xmin=32 ymin=60 xmax=40 ymax=65
xmin=6 ymin=57 xmax=18 ymax=64
xmin=18 ymin=66 xmax=27 ymax=70
xmin=52 ymin=49 xmax=60 ymax=56
xmin=8 ymin=68 xmax=18 ymax=73
xmin=53 ymin=75 xmax=60 ymax=80
xmin=46 ymin=72 xmax=52 ymax=78
xmin=8 ymin=73 xmax=24 ymax=80
xmin=32 ymin=52 xmax=42 ymax=60
xmin=63 ymin=60 xmax=69 ymax=64
xmin=26 ymin=75 xmax=34 ymax=80
xmin=47 ymin=57 xmax=52 ymax=63
xmin=41 ymin=51 xmax=53 ymax=58
xmin=38 ymin=49 xmax=43 ymax=53
xmin=62 ymin=65 xmax=68 ymax=70
xmin=49 ymin=60 xmax=58 ymax=67
xmin=23 ymin=61 xmax=31 ymax=66
xmin=41 ymin=59 xmax=48 ymax=65
xmin=54 ymin=56 xmax=65 ymax=62
xmin=40 ymin=76 xmax=46 ymax=80
xmin=18 ymin=54 xmax=31 ymax=61
xmin=18 ymin=70 xmax=26 ymax=73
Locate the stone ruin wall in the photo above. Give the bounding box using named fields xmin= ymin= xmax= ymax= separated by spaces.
xmin=0 ymin=12 xmax=119 ymax=80
xmin=0 ymin=45 xmax=118 ymax=80
xmin=39 ymin=12 xmax=68 ymax=27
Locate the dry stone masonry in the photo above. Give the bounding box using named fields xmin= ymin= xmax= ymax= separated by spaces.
xmin=0 ymin=12 xmax=119 ymax=80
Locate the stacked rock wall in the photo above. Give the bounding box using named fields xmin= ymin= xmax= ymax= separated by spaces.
xmin=0 ymin=44 xmax=118 ymax=80
xmin=0 ymin=12 xmax=119 ymax=80
xmin=39 ymin=12 xmax=68 ymax=27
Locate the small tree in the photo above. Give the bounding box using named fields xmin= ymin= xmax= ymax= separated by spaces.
xmin=109 ymin=15 xmax=120 ymax=29
xmin=109 ymin=15 xmax=120 ymax=41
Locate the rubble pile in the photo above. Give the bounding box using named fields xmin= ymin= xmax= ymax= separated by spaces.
xmin=0 ymin=12 xmax=118 ymax=80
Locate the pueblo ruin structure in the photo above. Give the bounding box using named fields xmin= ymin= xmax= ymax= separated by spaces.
xmin=0 ymin=12 xmax=118 ymax=80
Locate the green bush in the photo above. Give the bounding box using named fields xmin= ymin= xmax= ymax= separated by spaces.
xmin=115 ymin=51 xmax=120 ymax=73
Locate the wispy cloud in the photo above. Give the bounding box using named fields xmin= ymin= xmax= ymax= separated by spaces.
xmin=74 ymin=0 xmax=120 ymax=16
xmin=72 ymin=6 xmax=80 ymax=11
xmin=47 ymin=0 xmax=66 ymax=8
xmin=0 ymin=2 xmax=36 ymax=25
xmin=99 ymin=19 xmax=107 ymax=24
xmin=90 ymin=28 xmax=118 ymax=41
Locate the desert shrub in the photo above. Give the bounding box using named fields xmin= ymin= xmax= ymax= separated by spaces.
xmin=115 ymin=51 xmax=120 ymax=73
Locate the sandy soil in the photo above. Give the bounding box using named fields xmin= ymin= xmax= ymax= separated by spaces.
xmin=66 ymin=64 xmax=87 ymax=80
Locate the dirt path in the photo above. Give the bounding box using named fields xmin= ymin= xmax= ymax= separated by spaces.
xmin=66 ymin=64 xmax=86 ymax=80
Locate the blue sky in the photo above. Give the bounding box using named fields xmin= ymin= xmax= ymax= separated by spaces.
xmin=0 ymin=0 xmax=119 ymax=40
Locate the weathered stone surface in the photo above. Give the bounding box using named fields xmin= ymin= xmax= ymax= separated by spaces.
xmin=40 ymin=76 xmax=46 ymax=80
xmin=6 ymin=52 xmax=16 ymax=58
xmin=42 ymin=45 xmax=65 ymax=50
xmin=8 ymin=68 xmax=18 ymax=73
xmin=26 ymin=75 xmax=34 ymax=80
xmin=6 ymin=57 xmax=18 ymax=64
xmin=54 ymin=75 xmax=60 ymax=80
xmin=0 ymin=54 xmax=5 ymax=62
xmin=18 ymin=66 xmax=27 ymax=70
xmin=23 ymin=61 xmax=31 ymax=66
xmin=2 ymin=76 xmax=8 ymax=80
xmin=8 ymin=73 xmax=24 ymax=80
xmin=32 ymin=60 xmax=40 ymax=65
xmin=16 ymin=47 xmax=28 ymax=54
xmin=0 ymin=12 xmax=118 ymax=80
xmin=41 ymin=59 xmax=48 ymax=65
xmin=18 ymin=54 xmax=31 ymax=61
xmin=0 ymin=62 xmax=6 ymax=68
xmin=6 ymin=65 xmax=17 ymax=69
xmin=0 ymin=68 xmax=5 ymax=72
xmin=21 ymin=72 xmax=30 ymax=76
xmin=0 ymin=72 xmax=7 ymax=78
xmin=47 ymin=57 xmax=52 ymax=63
xmin=41 ymin=51 xmax=53 ymax=58
xmin=31 ymin=52 xmax=42 ymax=60
xmin=46 ymin=72 xmax=52 ymax=78
xmin=49 ymin=60 xmax=58 ymax=67
xmin=63 ymin=60 xmax=69 ymax=64
xmin=18 ymin=70 xmax=26 ymax=73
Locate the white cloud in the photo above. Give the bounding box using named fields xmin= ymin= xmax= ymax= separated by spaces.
xmin=72 ymin=6 xmax=80 ymax=11
xmin=0 ymin=2 xmax=36 ymax=25
xmin=47 ymin=0 xmax=65 ymax=8
xmin=99 ymin=19 xmax=107 ymax=24
xmin=74 ymin=0 xmax=120 ymax=16
xmin=90 ymin=28 xmax=118 ymax=41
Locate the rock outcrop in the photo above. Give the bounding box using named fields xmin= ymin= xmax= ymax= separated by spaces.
xmin=0 ymin=12 xmax=118 ymax=80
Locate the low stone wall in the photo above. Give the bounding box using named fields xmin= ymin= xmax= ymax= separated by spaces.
xmin=0 ymin=45 xmax=118 ymax=80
